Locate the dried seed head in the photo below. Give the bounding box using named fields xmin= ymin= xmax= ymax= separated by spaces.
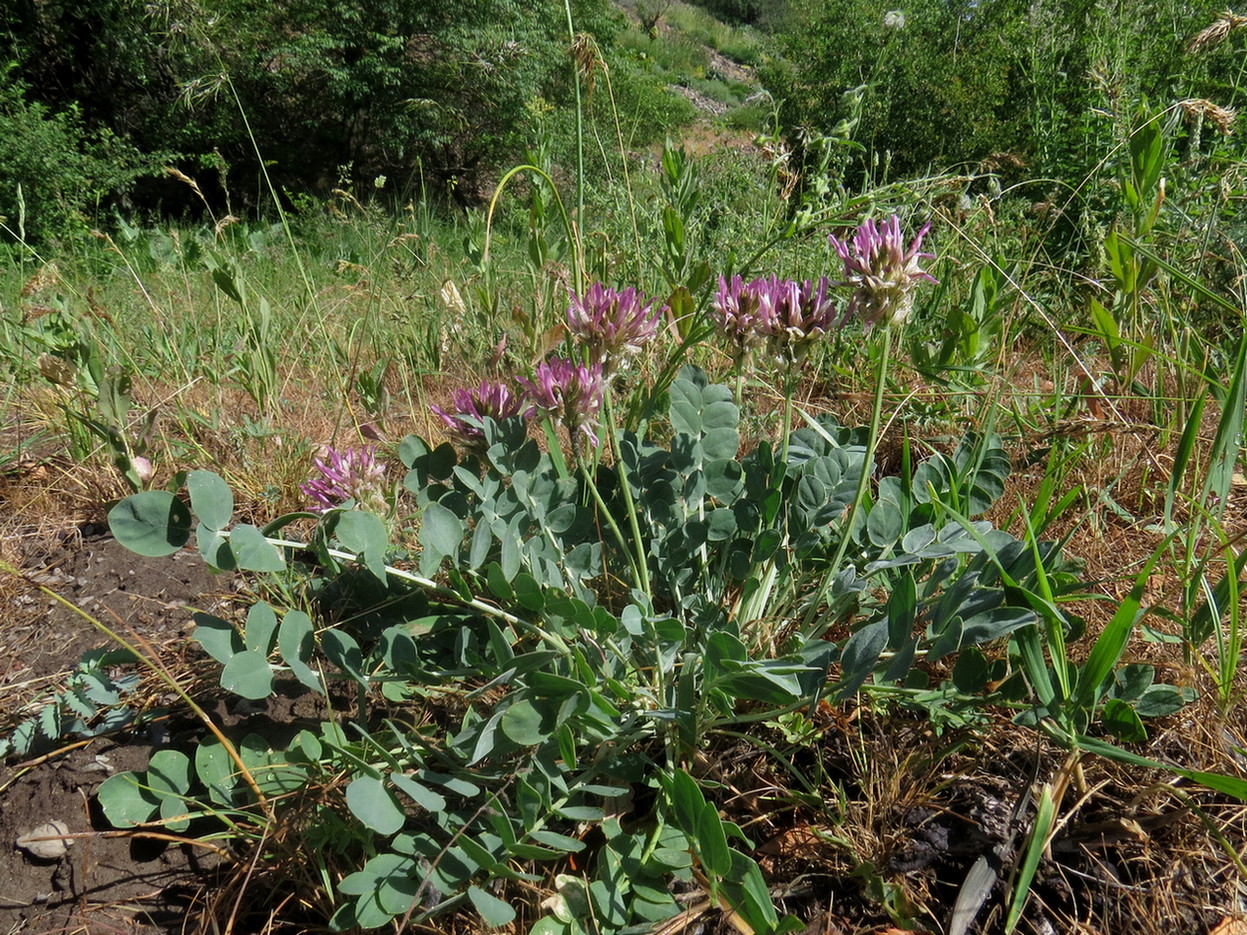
xmin=1187 ymin=10 xmax=1247 ymax=53
xmin=1179 ymin=98 xmax=1237 ymax=135
xmin=20 ymin=262 xmax=60 ymax=298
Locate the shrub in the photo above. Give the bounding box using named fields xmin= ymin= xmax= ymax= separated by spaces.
xmin=0 ymin=68 xmax=154 ymax=243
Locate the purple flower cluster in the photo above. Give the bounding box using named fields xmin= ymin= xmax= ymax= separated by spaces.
xmin=430 ymin=380 xmax=526 ymax=449
xmin=301 ymin=445 xmax=388 ymax=514
xmin=519 ymin=357 xmax=605 ymax=446
xmin=429 ymin=282 xmax=667 ymax=457
xmin=713 ymin=274 xmax=837 ymax=363
xmin=829 ymin=215 xmax=937 ymax=328
xmin=567 ymin=282 xmax=663 ymax=375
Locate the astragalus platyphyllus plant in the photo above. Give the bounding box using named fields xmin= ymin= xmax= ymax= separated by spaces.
xmin=829 ymin=214 xmax=936 ymax=328
xmin=429 ymin=380 xmax=526 ymax=451
xmin=518 ymin=356 xmax=605 ymax=450
xmin=567 ymin=282 xmax=665 ymax=376
xmin=301 ymin=445 xmax=389 ymax=514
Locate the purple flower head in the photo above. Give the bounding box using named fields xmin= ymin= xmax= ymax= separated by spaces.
xmin=770 ymin=275 xmax=837 ymax=361
xmin=714 ymin=274 xmax=838 ymax=363
xmin=519 ymin=357 xmax=605 ymax=447
xmin=829 ymin=215 xmax=936 ymax=328
xmin=430 ymin=380 xmax=525 ymax=449
xmin=567 ymin=283 xmax=664 ymax=374
xmin=301 ymin=445 xmax=388 ymax=514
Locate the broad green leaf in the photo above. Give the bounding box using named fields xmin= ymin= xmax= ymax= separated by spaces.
xmin=147 ymin=749 xmax=191 ymax=794
xmin=193 ymin=612 xmax=243 ymax=664
xmin=485 ymin=561 xmax=514 ymax=601
xmin=97 ymin=771 xmax=160 ymax=827
xmin=220 ymin=649 xmax=274 ymax=700
xmin=1101 ymin=698 xmax=1147 ymax=742
xmin=195 ymin=524 xmax=236 ymax=570
xmin=336 ymin=509 xmax=390 ymax=586
xmin=339 ymin=852 xmax=414 ymax=895
xmin=186 ymin=469 xmax=233 ymax=530
xmin=323 ymin=629 xmax=366 ymax=684
xmin=469 ymin=885 xmax=516 ymax=927
xmin=230 ymin=524 xmax=285 ymax=572
xmin=500 ymin=698 xmax=555 ymax=746
xmin=695 ymin=802 xmax=732 ymax=876
xmin=245 ymin=602 xmax=279 ymax=655
xmin=420 ymin=501 xmax=462 ymax=560
xmin=108 ymin=491 xmax=192 ymax=557
xmin=1134 ymin=686 xmax=1187 ymax=718
xmin=666 ymin=770 xmax=705 ymax=833
xmin=195 ymin=739 xmax=236 ymax=806
xmin=346 ymin=774 xmax=406 ymax=836
xmin=278 ymin=610 xmax=323 ymax=694
xmin=390 ymin=773 xmax=446 ymax=812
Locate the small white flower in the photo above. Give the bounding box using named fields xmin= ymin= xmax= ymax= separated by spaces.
xmin=884 ymin=9 xmax=906 ymax=28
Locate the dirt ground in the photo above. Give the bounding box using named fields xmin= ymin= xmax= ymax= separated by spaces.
xmin=1 ymin=533 xmax=231 ymax=934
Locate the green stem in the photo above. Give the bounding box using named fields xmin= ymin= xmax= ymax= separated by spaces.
xmin=563 ymin=0 xmax=585 ymax=292
xmin=804 ymin=325 xmax=893 ymax=632
xmin=578 ymin=459 xmax=644 ymax=594
xmin=603 ymin=389 xmax=652 ymax=598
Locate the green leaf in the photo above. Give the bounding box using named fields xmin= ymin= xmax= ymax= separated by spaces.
xmin=468 ymin=885 xmax=516 ymax=927
xmin=1005 ymin=783 xmax=1056 ymax=933
xmin=485 ymin=561 xmax=514 ymax=601
xmin=108 ymin=491 xmax=192 ymax=557
xmin=196 ymin=524 xmax=236 ymax=570
xmin=230 ymin=524 xmax=286 ymax=572
xmin=1134 ymin=686 xmax=1187 ymax=718
xmin=147 ymin=749 xmax=191 ymax=794
xmin=867 ymin=496 xmax=904 ymax=548
xmin=278 ymin=610 xmax=323 ymax=694
xmin=336 ymin=510 xmax=390 ymax=586
xmin=323 ymin=629 xmax=366 ymax=684
xmin=952 ymin=646 xmax=990 ymax=693
xmin=220 ymin=649 xmax=274 ymax=700
xmin=420 ymin=501 xmax=462 ymax=561
xmin=390 ymin=773 xmax=447 ymax=812
xmin=500 ymin=698 xmax=555 ymax=746
xmin=702 ymin=427 xmax=739 ymax=460
xmin=187 ymin=469 xmax=233 ymax=530
xmin=1101 ymin=698 xmax=1147 ymax=742
xmin=346 ymin=774 xmax=406 ymax=836
xmin=194 ymin=739 xmax=236 ymax=806
xmin=1074 ymin=536 xmax=1172 ymax=712
xmin=97 ymin=771 xmax=160 ymax=827
xmin=513 ymin=573 xmax=545 ymax=611
xmin=193 ymin=612 xmax=243 ymax=664
xmin=696 ymin=802 xmax=732 ymax=877
xmin=666 ymin=769 xmax=706 ymax=833
xmin=245 ymin=602 xmax=279 ymax=655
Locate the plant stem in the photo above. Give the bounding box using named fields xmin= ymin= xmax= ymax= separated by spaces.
xmin=603 ymin=388 xmax=652 ymax=598
xmin=803 ymin=324 xmax=892 ymax=632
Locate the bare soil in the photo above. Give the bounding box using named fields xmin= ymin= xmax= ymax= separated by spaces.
xmin=1 ymin=534 xmax=230 ymax=934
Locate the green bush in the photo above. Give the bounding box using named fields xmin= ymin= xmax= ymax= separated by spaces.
xmin=603 ymin=70 xmax=699 ymax=146
xmin=0 ymin=68 xmax=153 ymax=243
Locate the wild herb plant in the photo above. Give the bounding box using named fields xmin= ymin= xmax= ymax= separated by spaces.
xmin=93 ymin=212 xmax=1173 ymax=932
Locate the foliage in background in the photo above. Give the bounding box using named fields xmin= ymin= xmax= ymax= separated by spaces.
xmin=764 ymin=0 xmax=1245 ymax=190
xmin=0 ymin=68 xmax=156 ymax=243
